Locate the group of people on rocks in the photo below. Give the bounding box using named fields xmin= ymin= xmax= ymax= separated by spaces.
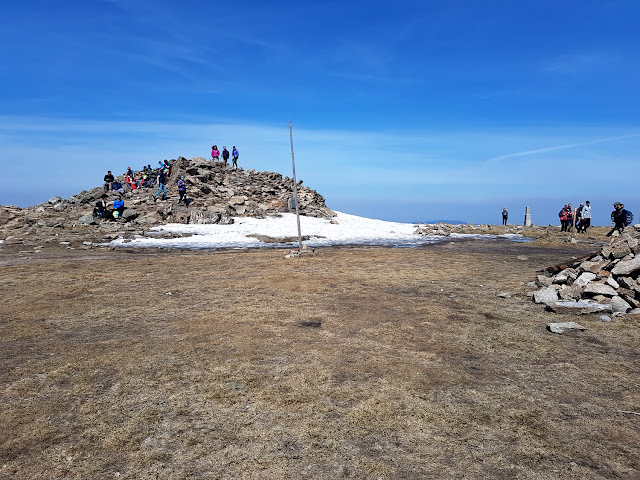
xmin=96 ymin=159 xmax=191 ymax=220
xmin=211 ymin=145 xmax=239 ymax=168
xmin=93 ymin=193 xmax=126 ymax=220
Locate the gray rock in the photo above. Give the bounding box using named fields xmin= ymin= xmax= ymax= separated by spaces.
xmin=583 ymin=283 xmax=618 ymax=297
xmin=558 ymin=284 xmax=582 ymax=300
xmin=536 ymin=275 xmax=553 ymax=287
xmin=533 ymin=287 xmax=559 ymax=304
xmin=497 ymin=292 xmax=511 ymax=298
xmin=78 ymin=214 xmax=98 ymax=225
xmin=546 ymin=300 xmax=612 ymax=314
xmin=610 ymin=296 xmax=632 ymax=314
xmin=574 ymin=272 xmax=596 ymax=287
xmin=598 ymin=315 xmax=612 ymax=322
xmin=611 ymin=256 xmax=640 ymax=276
xmin=122 ymin=208 xmax=139 ymax=220
xmin=605 ymin=277 xmax=620 ymax=289
xmin=578 ymin=260 xmax=611 ymax=273
xmin=547 ymin=322 xmax=586 ymax=334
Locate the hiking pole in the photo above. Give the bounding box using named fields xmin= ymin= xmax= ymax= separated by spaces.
xmin=289 ymin=120 xmax=303 ymax=251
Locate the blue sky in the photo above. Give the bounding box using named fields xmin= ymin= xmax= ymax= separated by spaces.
xmin=1 ymin=0 xmax=638 ymax=225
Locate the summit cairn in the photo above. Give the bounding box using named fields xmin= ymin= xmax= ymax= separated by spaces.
xmin=0 ymin=156 xmax=335 ymax=250
xmin=530 ymin=229 xmax=640 ymax=318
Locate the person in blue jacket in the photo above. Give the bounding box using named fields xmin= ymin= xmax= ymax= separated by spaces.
xmin=112 ymin=195 xmax=125 ymax=219
xmin=232 ymin=146 xmax=239 ymax=169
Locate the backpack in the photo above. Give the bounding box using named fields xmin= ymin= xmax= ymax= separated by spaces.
xmin=625 ymin=210 xmax=634 ymax=225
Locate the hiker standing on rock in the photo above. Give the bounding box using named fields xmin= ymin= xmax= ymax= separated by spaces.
xmin=153 ymin=168 xmax=167 ymax=201
xmin=103 ymin=171 xmax=114 ymax=192
xmin=177 ymin=176 xmax=188 ymax=205
xmin=502 ymin=208 xmax=508 ymax=225
xmin=222 ymin=146 xmax=230 ymax=165
xmin=211 ymin=145 xmax=220 ymax=161
xmin=232 ymin=146 xmax=239 ymax=169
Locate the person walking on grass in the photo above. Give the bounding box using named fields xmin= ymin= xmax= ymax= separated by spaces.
xmin=153 ymin=168 xmax=167 ymax=201
xmin=502 ymin=208 xmax=508 ymax=225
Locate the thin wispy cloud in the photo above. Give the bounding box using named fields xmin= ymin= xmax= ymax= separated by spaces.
xmin=488 ymin=133 xmax=640 ymax=163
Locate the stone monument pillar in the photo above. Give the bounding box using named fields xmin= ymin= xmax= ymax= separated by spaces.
xmin=524 ymin=206 xmax=532 ymax=226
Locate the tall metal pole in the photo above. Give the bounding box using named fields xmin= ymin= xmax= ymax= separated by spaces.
xmin=289 ymin=120 xmax=303 ymax=251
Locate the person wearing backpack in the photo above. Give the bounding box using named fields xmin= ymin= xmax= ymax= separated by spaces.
xmin=606 ymin=202 xmax=632 ymax=240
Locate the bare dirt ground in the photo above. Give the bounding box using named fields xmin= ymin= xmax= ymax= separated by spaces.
xmin=1 ymin=236 xmax=639 ymax=479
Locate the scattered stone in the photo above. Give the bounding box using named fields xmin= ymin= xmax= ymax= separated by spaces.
xmin=598 ymin=315 xmax=612 ymax=322
xmin=547 ymin=322 xmax=586 ymax=334
xmin=533 ymin=287 xmax=558 ymax=304
xmin=610 ymin=296 xmax=632 ymax=314
xmin=583 ymin=283 xmax=618 ymax=297
xmin=611 ymin=256 xmax=640 ymax=276
xmin=574 ymin=272 xmax=596 ymax=287
xmin=546 ymin=300 xmax=612 ymax=314
xmin=497 ymin=292 xmax=511 ymax=298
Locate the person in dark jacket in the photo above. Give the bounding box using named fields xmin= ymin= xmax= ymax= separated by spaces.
xmin=222 ymin=146 xmax=230 ymax=165
xmin=93 ymin=195 xmax=108 ymax=218
xmin=153 ymin=169 xmax=168 ymax=201
xmin=607 ymin=202 xmax=630 ymax=240
xmin=103 ymin=171 xmax=114 ymax=192
xmin=501 ymin=208 xmax=508 ymax=225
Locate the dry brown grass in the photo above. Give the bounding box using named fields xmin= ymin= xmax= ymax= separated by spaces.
xmin=0 ymin=240 xmax=639 ymax=479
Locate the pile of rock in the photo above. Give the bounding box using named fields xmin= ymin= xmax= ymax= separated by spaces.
xmin=531 ymin=231 xmax=640 ymax=317
xmin=0 ymin=156 xmax=336 ymax=249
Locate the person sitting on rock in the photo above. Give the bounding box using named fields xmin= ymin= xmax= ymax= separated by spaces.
xmin=103 ymin=171 xmax=114 ymax=192
xmin=222 ymin=146 xmax=230 ymax=165
xmin=112 ymin=180 xmax=125 ymax=195
xmin=93 ymin=195 xmax=108 ymax=218
xmin=112 ymin=195 xmax=126 ymax=219
xmin=163 ymin=159 xmax=172 ymax=177
xmin=125 ymin=173 xmax=138 ymax=190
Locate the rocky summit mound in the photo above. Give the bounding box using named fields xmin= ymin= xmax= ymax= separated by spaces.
xmin=0 ymin=157 xmax=334 ymax=250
